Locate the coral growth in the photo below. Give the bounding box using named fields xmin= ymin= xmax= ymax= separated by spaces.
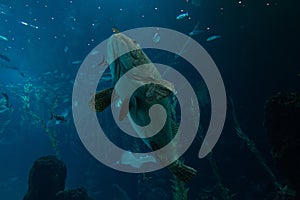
xmin=171 ymin=175 xmax=189 ymax=200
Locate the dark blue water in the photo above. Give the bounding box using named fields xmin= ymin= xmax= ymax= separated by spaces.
xmin=0 ymin=0 xmax=299 ymax=199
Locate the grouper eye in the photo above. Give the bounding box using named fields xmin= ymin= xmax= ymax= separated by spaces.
xmin=129 ymin=50 xmax=139 ymax=59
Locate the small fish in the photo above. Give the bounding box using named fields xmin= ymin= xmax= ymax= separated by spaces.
xmin=19 ymin=72 xmax=25 ymax=78
xmin=206 ymin=35 xmax=221 ymax=42
xmin=0 ymin=92 xmax=12 ymax=112
xmin=72 ymin=60 xmax=82 ymax=65
xmin=115 ymin=98 xmax=122 ymax=108
xmin=0 ymin=54 xmax=10 ymax=62
xmin=19 ymin=21 xmax=28 ymax=26
xmin=189 ymin=29 xmax=204 ymax=36
xmin=46 ymin=112 xmax=68 ymax=127
xmin=153 ymin=32 xmax=160 ymax=43
xmin=0 ymin=35 xmax=8 ymax=41
xmin=112 ymin=27 xmax=120 ymax=33
xmin=1 ymin=93 xmax=9 ymax=103
xmin=18 ymin=21 xmax=39 ymax=29
xmin=176 ymin=12 xmax=189 ymax=20
xmin=101 ymin=76 xmax=112 ymax=82
xmin=189 ymin=22 xmax=205 ymax=36
xmin=64 ymin=46 xmax=69 ymax=53
xmin=43 ymin=71 xmax=52 ymax=75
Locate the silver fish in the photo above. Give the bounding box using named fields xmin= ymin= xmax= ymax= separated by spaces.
xmin=189 ymin=22 xmax=205 ymax=36
xmin=206 ymin=35 xmax=221 ymax=42
xmin=71 ymin=60 xmax=82 ymax=65
xmin=176 ymin=12 xmax=189 ymax=20
xmin=0 ymin=35 xmax=8 ymax=41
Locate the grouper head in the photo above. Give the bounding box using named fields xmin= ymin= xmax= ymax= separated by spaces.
xmin=106 ymin=33 xmax=174 ymax=96
xmin=90 ymin=33 xmax=174 ymax=113
xmin=107 ymin=33 xmax=154 ymax=86
xmin=105 ymin=32 xmax=175 ymax=123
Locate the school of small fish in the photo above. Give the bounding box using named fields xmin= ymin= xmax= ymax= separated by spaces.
xmin=174 ymin=2 xmax=221 ymax=44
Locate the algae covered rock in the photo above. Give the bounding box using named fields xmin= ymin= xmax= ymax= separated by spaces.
xmin=23 ymin=155 xmax=94 ymax=200
xmin=23 ymin=155 xmax=67 ymax=200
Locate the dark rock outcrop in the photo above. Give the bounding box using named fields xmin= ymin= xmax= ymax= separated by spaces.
xmin=265 ymin=92 xmax=300 ymax=193
xmin=23 ymin=155 xmax=93 ymax=200
xmin=23 ymin=155 xmax=67 ymax=200
xmin=56 ymin=187 xmax=93 ymax=200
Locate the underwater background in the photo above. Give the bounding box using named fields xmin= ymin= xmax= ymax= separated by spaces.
xmin=0 ymin=0 xmax=299 ymax=199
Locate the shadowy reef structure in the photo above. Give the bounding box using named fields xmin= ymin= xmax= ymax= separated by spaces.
xmin=56 ymin=187 xmax=93 ymax=200
xmin=265 ymin=92 xmax=300 ymax=198
xmin=23 ymin=155 xmax=93 ymax=200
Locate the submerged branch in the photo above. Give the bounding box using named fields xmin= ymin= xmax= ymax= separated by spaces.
xmin=229 ymin=97 xmax=282 ymax=191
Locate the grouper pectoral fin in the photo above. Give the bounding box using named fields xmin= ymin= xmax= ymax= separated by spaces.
xmin=119 ymin=98 xmax=129 ymax=121
xmin=169 ymin=160 xmax=197 ymax=183
xmin=89 ymin=87 xmax=115 ymax=112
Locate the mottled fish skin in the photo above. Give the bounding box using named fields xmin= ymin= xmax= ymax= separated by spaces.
xmin=128 ymin=86 xmax=175 ymax=150
xmin=106 ymin=33 xmax=176 ymax=147
xmin=107 ymin=33 xmax=152 ymax=86
xmin=107 ymin=33 xmax=174 ymax=96
xmin=92 ymin=33 xmax=197 ymax=182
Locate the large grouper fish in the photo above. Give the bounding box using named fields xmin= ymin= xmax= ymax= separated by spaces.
xmin=89 ymin=33 xmax=197 ymax=182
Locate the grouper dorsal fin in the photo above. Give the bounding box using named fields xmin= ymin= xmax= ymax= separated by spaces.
xmin=145 ymin=83 xmax=174 ymax=102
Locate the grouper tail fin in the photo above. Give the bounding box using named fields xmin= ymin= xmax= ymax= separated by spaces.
xmin=89 ymin=87 xmax=114 ymax=112
xmin=169 ymin=160 xmax=197 ymax=183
